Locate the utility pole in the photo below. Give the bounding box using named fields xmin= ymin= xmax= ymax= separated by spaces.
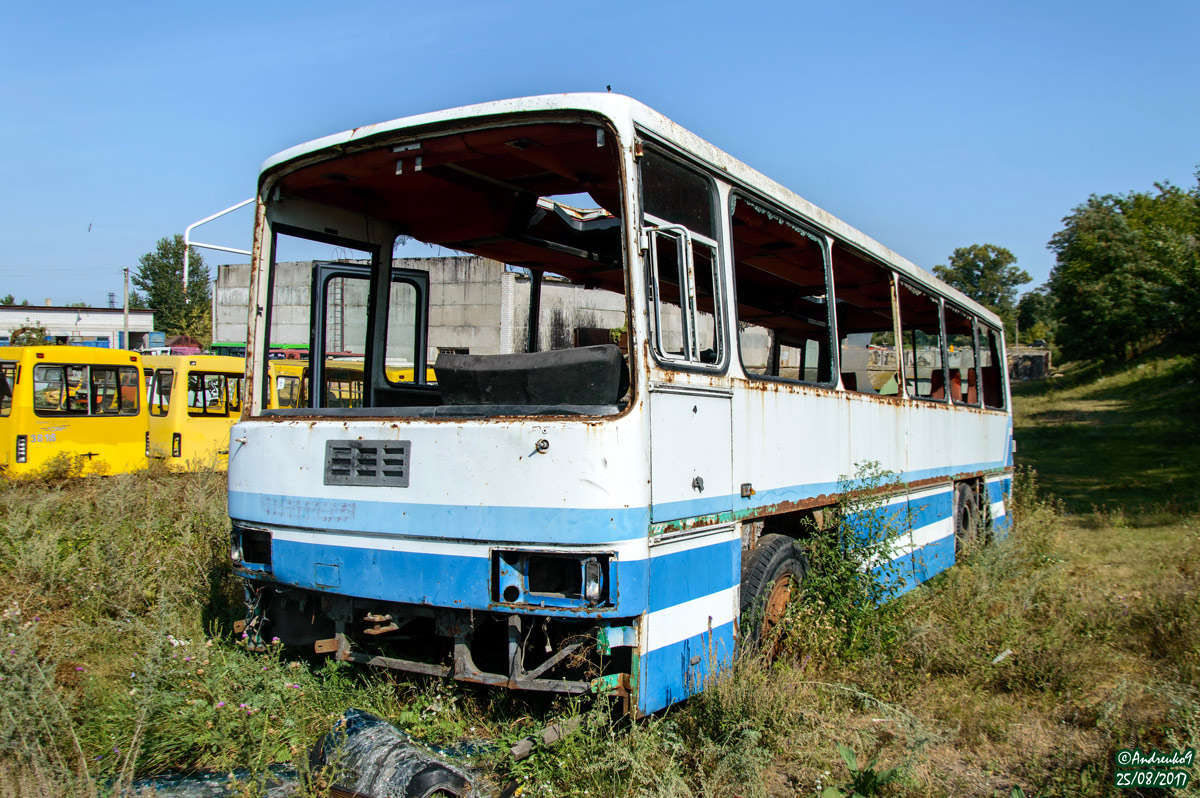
xmin=123 ymin=268 xmax=129 ymax=350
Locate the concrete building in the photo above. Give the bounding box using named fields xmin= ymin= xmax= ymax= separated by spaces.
xmin=0 ymin=303 xmax=155 ymax=348
xmin=214 ymin=256 xmax=627 ymax=363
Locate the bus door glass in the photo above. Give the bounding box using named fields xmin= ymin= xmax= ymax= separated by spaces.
xmin=641 ymin=145 xmax=732 ymax=524
xmin=149 ymin=369 xmax=173 ymax=416
xmin=383 ymin=269 xmax=429 ymax=387
xmin=312 ymin=262 xmax=371 ymax=409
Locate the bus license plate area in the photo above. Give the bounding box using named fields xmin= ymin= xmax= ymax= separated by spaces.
xmin=491 ymin=549 xmax=612 ymax=609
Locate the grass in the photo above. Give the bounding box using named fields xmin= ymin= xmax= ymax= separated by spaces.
xmin=1 ymin=347 xmax=1198 ymax=796
xmin=1012 ymin=347 xmax=1200 ymax=513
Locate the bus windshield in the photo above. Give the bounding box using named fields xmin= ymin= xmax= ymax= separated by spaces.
xmin=261 ymin=119 xmax=629 ymax=416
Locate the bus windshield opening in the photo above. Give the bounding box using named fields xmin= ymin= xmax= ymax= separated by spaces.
xmin=262 ymin=120 xmax=628 ymax=417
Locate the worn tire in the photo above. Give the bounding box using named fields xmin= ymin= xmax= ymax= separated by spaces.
xmin=739 ymin=533 xmax=808 ymax=649
xmin=953 ymin=482 xmax=981 ymax=556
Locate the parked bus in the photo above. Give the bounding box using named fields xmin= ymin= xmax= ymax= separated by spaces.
xmin=144 ymin=355 xmax=246 ymax=468
xmin=266 ymin=360 xmax=306 ymax=409
xmin=0 ymin=346 xmax=148 ymax=476
xmin=210 ymin=342 xmax=248 ymax=358
xmin=264 ymin=356 xmax=435 ymax=410
xmin=228 ymin=94 xmax=1013 ymax=717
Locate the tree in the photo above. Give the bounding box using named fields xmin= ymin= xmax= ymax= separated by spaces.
xmin=9 ymin=324 xmax=47 ymax=345
xmin=933 ymin=244 xmax=1031 ymax=329
xmin=131 ymin=234 xmax=212 ymax=342
xmin=1016 ymin=285 xmax=1056 ymax=342
xmin=0 ymin=295 xmax=14 ymax=306
xmin=1047 ymin=178 xmax=1200 ymax=362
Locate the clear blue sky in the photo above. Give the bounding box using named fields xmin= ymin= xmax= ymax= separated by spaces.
xmin=1 ymin=0 xmax=1196 ymax=307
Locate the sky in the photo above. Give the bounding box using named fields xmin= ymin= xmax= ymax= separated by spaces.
xmin=1 ymin=0 xmax=1197 ymax=308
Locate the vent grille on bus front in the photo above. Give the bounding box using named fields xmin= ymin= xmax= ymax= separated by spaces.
xmin=324 ymin=440 xmax=411 ymax=487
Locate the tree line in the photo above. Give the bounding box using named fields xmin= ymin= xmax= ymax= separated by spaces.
xmin=934 ymin=170 xmax=1199 ymax=363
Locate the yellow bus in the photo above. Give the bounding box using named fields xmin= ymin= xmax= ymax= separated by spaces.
xmin=0 ymin=346 xmax=148 ymax=476
xmin=144 ymin=355 xmax=246 ymax=469
xmin=266 ymin=360 xmax=307 ymax=409
xmin=265 ymin=359 xmax=434 ymax=410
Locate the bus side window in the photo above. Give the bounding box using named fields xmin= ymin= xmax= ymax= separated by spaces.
xmin=898 ymin=281 xmax=945 ymax=401
xmin=729 ymin=194 xmax=832 ymax=384
xmin=979 ymin=324 xmax=1006 ymax=409
xmin=90 ymin=368 xmax=119 ymax=415
xmin=227 ymin=375 xmax=243 ymax=413
xmin=66 ymin=365 xmax=88 ymax=413
xmin=119 ymin=367 xmax=139 ymax=414
xmin=944 ymin=304 xmax=977 ymax=404
xmin=32 ymin=365 xmax=65 ymax=411
xmin=89 ymin=367 xmax=139 ymax=415
xmin=832 ymin=244 xmax=898 ymax=395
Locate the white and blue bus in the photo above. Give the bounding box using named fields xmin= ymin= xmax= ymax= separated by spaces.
xmin=228 ymin=94 xmax=1012 ymax=717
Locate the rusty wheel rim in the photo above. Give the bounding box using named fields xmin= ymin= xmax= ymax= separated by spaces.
xmin=761 ymin=573 xmax=795 ymax=639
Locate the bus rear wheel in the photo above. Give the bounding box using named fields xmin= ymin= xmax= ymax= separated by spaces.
xmin=953 ymin=483 xmax=981 ymax=556
xmin=739 ymin=533 xmax=808 ymax=651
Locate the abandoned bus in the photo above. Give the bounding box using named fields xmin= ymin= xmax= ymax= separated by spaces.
xmin=0 ymin=345 xmax=148 ymax=476
xmin=145 ymin=355 xmax=246 ymax=468
xmin=228 ymin=94 xmax=1013 ymax=716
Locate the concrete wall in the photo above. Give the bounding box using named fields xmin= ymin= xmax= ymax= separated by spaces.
xmin=215 ymin=257 xmax=633 ymax=364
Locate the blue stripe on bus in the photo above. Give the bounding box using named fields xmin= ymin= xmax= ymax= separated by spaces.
xmin=266 ymin=533 xmax=743 ymax=615
xmin=904 ymin=532 xmax=957 ymax=587
xmin=985 ymin=477 xmax=1012 ymax=505
xmin=638 ymin=619 xmax=737 ymax=716
xmin=267 ymin=535 xmax=650 ymax=613
xmin=648 ymin=538 xmax=740 ymax=614
xmin=264 ymin=531 xmax=737 ymax=615
xmin=903 ymin=488 xmax=954 ymax=529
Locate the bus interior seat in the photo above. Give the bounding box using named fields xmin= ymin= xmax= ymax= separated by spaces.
xmin=435 ymin=345 xmax=626 ymax=407
xmin=949 ymin=370 xmax=963 ymax=402
xmin=929 ymin=369 xmax=945 ymax=399
xmin=966 ymin=367 xmax=978 ymax=404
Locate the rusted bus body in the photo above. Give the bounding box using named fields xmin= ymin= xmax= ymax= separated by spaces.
xmin=228 ymin=94 xmax=1012 ymax=717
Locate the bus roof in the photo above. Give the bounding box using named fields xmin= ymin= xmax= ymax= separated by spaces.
xmin=259 ymin=93 xmax=1002 ymax=328
xmin=143 ymin=354 xmax=246 ymax=371
xmin=0 ymin=345 xmax=144 ymax=365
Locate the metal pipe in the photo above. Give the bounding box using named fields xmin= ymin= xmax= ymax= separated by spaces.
xmin=526 ymin=270 xmax=542 ymax=352
xmin=183 ymin=198 xmax=254 ymax=294
xmin=122 ymin=267 xmax=129 ymax=349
